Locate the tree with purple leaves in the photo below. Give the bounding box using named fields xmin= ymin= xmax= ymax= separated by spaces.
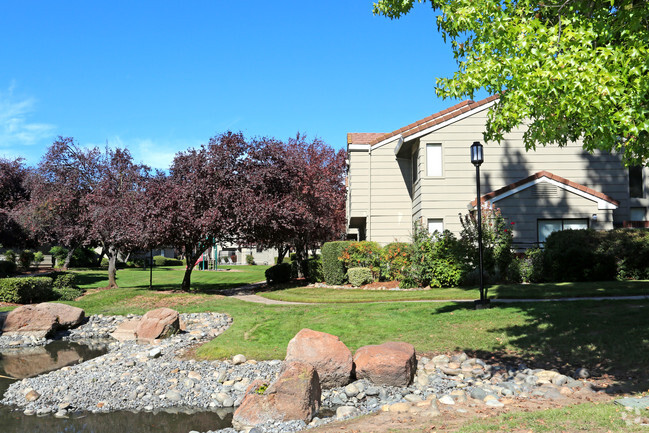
xmin=84 ymin=148 xmax=151 ymax=288
xmin=146 ymin=131 xmax=251 ymax=292
xmin=244 ymin=134 xmax=346 ymax=276
xmin=0 ymin=157 xmax=33 ymax=248
xmin=17 ymin=137 xmax=101 ymax=269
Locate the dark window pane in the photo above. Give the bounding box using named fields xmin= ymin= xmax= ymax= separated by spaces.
xmin=629 ymin=166 xmax=643 ymax=198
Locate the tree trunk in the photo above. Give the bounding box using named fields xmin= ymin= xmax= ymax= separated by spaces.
xmin=107 ymin=245 xmax=118 ymax=289
xmin=181 ymin=248 xmax=202 ymax=292
xmin=95 ymin=246 xmax=105 ymax=268
xmin=62 ymin=246 xmax=76 ymax=270
xmin=276 ymin=245 xmax=288 ymax=264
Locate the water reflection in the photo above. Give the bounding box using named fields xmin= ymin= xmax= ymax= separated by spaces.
xmin=0 ymin=406 xmax=234 ymax=433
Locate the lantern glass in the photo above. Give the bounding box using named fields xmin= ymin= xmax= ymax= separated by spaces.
xmin=470 ymin=141 xmax=483 ymax=166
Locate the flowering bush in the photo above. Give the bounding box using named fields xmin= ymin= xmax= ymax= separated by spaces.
xmin=459 ymin=204 xmax=514 ymax=280
xmin=339 ymin=241 xmax=382 ymax=279
xmin=400 ymin=223 xmax=465 ymax=288
xmin=380 ymin=242 xmax=412 ymax=281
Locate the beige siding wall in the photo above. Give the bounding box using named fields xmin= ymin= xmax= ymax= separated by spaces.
xmin=367 ymin=142 xmax=412 ymax=244
xmin=414 ymin=109 xmax=628 ymax=242
xmin=349 ymin=106 xmax=639 ymax=245
xmin=495 ymin=184 xmax=614 ymax=246
xmin=347 ymin=150 xmax=370 ymax=219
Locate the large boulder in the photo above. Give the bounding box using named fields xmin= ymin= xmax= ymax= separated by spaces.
xmin=135 ymin=308 xmax=180 ymax=341
xmin=232 ymin=361 xmax=321 ymax=430
xmin=285 ymin=328 xmax=352 ymax=388
xmin=353 ymin=341 xmax=416 ymax=387
xmin=1 ymin=303 xmax=85 ymax=338
xmin=35 ymin=303 xmax=85 ymax=328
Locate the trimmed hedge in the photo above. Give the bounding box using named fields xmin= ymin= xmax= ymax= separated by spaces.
xmin=52 ymin=272 xmax=78 ymax=290
xmin=53 ymin=287 xmax=84 ymax=301
xmin=265 ymin=263 xmax=292 ymax=285
xmin=0 ymin=260 xmax=16 ymax=278
xmin=347 ymin=267 xmax=373 ymax=287
xmin=543 ymin=229 xmax=616 ymax=282
xmin=0 ymin=277 xmax=54 ymax=304
xmin=153 ymin=256 xmax=184 ymax=266
xmin=306 ymin=256 xmax=323 ymax=283
xmin=322 ymin=241 xmax=353 ymax=285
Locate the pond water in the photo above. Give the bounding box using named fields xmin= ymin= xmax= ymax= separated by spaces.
xmin=0 ymin=341 xmax=234 ymax=433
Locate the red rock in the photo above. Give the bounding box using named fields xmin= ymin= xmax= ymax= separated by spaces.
xmin=36 ymin=303 xmax=85 ymax=328
xmin=1 ymin=305 xmax=58 ymax=338
xmin=353 ymin=341 xmax=417 ymax=387
xmin=135 ymin=308 xmax=180 ymax=341
xmin=285 ymin=328 xmax=352 ymax=388
xmin=233 ymin=361 xmax=321 ymax=429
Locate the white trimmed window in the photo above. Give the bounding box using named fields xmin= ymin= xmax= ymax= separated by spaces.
xmin=428 ymin=218 xmax=444 ymax=235
xmin=426 ymin=143 xmax=442 ymax=177
xmin=538 ymin=219 xmax=588 ymax=244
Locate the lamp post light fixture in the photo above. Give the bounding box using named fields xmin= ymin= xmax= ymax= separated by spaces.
xmin=470 ymin=141 xmax=488 ymax=308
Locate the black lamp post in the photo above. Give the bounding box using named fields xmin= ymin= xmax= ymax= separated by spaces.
xmin=470 ymin=141 xmax=487 ymax=308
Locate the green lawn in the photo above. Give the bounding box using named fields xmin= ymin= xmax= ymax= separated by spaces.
xmin=258 ymin=280 xmax=649 ymax=303
xmin=43 ymin=268 xmax=647 ymax=383
xmin=3 ymin=267 xmax=649 ymax=385
xmin=456 ymin=402 xmax=646 ymax=433
xmin=74 ymin=264 xmax=269 ymax=293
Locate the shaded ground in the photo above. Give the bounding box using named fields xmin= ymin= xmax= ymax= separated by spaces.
xmin=309 ymin=390 xmax=618 ymax=433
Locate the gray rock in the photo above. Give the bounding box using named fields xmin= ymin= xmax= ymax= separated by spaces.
xmin=336 ymin=405 xmax=359 ymax=419
xmin=574 ymin=368 xmax=590 ymax=379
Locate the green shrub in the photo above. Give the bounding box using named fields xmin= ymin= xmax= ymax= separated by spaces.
xmin=50 ymin=246 xmax=98 ymax=268
xmin=153 ymin=255 xmax=184 ymax=266
xmin=52 ymin=272 xmax=78 ymax=290
xmin=339 ymin=241 xmax=382 ymax=269
xmin=321 ymin=241 xmax=353 ymax=285
xmin=543 ymin=229 xmax=616 ymax=281
xmin=506 ymin=248 xmax=545 ymax=283
xmin=3 ymin=249 xmax=16 ymax=264
xmin=53 ymin=287 xmax=84 ymax=301
xmin=347 ymin=267 xmax=373 ymax=287
xmin=459 ymin=206 xmax=514 ymax=280
xmin=429 ymin=259 xmax=463 ymax=288
xmin=306 ymin=256 xmax=323 ymax=283
xmin=0 ymin=260 xmax=16 ymax=278
xmin=0 ymin=277 xmax=54 ymax=304
xmin=100 ymin=257 xmax=109 ymax=267
xmin=18 ymin=249 xmax=35 ymax=270
xmin=33 ymin=251 xmax=44 ymax=267
xmin=265 ymin=263 xmax=292 ymax=285
xmin=598 ymin=229 xmax=649 ymax=280
xmin=404 ymin=224 xmax=467 ymax=288
xmin=246 ymin=254 xmax=255 ymax=265
xmin=380 ymin=242 xmax=412 ymax=281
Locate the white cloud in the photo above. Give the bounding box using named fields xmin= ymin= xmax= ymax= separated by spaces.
xmin=95 ymin=136 xmax=199 ymax=170
xmin=0 ymin=85 xmax=56 ymax=150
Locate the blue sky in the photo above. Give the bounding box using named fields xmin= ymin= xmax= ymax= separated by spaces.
xmin=0 ymin=1 xmax=486 ymax=169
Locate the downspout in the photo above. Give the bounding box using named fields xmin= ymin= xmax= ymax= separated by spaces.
xmin=368 ymin=145 xmax=372 ymax=241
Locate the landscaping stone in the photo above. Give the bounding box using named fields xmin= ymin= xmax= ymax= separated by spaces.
xmin=1 ymin=305 xmax=59 ymax=338
xmin=109 ymin=319 xmax=139 ymax=341
xmin=36 ymin=303 xmax=85 ymax=328
xmin=284 ymin=328 xmax=353 ymax=388
xmin=232 ymin=361 xmax=321 ymax=430
xmin=135 ymin=308 xmax=180 ymax=341
xmin=353 ymin=341 xmax=416 ymax=387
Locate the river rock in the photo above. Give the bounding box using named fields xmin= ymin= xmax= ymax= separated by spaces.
xmin=110 ymin=319 xmax=139 ymax=341
xmin=1 ymin=305 xmax=58 ymax=338
xmin=135 ymin=308 xmax=180 ymax=341
xmin=353 ymin=341 xmax=416 ymax=387
xmin=36 ymin=303 xmax=85 ymax=328
xmin=232 ymin=361 xmax=321 ymax=429
xmin=285 ymin=328 xmax=353 ymax=388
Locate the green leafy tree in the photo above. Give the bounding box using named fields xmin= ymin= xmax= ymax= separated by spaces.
xmin=373 ymin=1 xmax=649 ymax=164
